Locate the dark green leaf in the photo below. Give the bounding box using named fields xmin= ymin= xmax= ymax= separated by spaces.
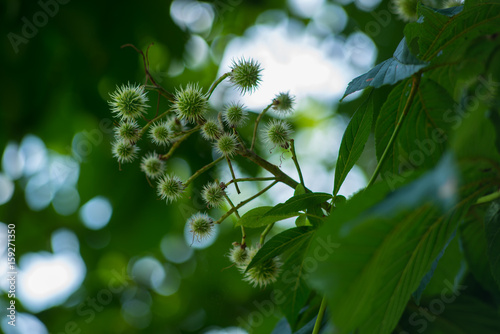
xmin=334 ymin=96 xmax=373 ymax=196
xmin=404 ymin=3 xmax=500 ymax=62
xmin=398 ymin=296 xmax=500 ymax=334
xmin=247 ymin=227 xmax=315 ymax=271
xmin=235 ymin=206 xmax=299 ymax=228
xmin=342 ymin=38 xmax=427 ymax=99
xmin=306 ymin=154 xmax=492 ymax=334
xmin=460 ymin=210 xmax=499 ymax=295
xmin=263 ymin=193 xmax=332 ymax=218
xmin=485 ymin=200 xmax=500 ymax=289
xmin=276 ymin=233 xmax=315 ymax=328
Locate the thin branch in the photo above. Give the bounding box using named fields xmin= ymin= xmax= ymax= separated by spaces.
xmin=207 ymin=72 xmax=230 ymax=99
xmin=251 ymin=103 xmax=273 ymax=151
xmin=226 ymin=157 xmax=241 ymax=194
xmin=225 ymin=177 xmax=277 ymax=186
xmin=290 ymin=139 xmax=305 ymax=187
xmin=214 ymin=180 xmax=279 ymax=224
xmin=184 ymin=156 xmax=225 ymax=187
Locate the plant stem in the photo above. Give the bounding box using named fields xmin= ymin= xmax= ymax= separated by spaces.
xmin=259 ymin=222 xmax=275 ymax=246
xmin=239 ymin=148 xmax=300 ymax=190
xmin=475 ymin=189 xmax=500 ymax=205
xmin=366 ymin=74 xmax=421 ymax=187
xmin=225 ymin=177 xmax=277 ymax=186
xmin=214 ymin=180 xmax=279 ymax=224
xmin=160 ymin=126 xmax=201 ymax=160
xmin=290 ymin=139 xmax=305 ymax=187
xmin=184 ymin=156 xmax=225 ymax=187
xmin=226 ymin=157 xmax=241 ymax=194
xmin=139 ymin=107 xmax=173 ymax=137
xmin=207 ymin=72 xmax=230 ymax=99
xmin=312 ymin=296 xmax=328 ymax=334
xmin=224 ymin=193 xmax=246 ymax=246
xmin=251 ymin=103 xmax=273 ymax=151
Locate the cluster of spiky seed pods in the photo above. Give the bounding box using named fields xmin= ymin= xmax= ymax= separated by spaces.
xmin=108 ymin=58 xmax=296 ymax=287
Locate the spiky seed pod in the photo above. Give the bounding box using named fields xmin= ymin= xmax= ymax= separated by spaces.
xmin=272 ymin=92 xmax=295 ymax=114
xmin=201 ymin=181 xmax=226 ymax=208
xmin=188 ymin=213 xmax=214 ymax=241
xmin=263 ymin=119 xmax=293 ymax=149
xmin=229 ymin=58 xmax=263 ymax=95
xmin=240 ymin=246 xmax=282 ymax=288
xmin=201 ymin=119 xmax=222 ymax=141
xmin=392 ymin=0 xmax=419 ymax=22
xmin=140 ymin=152 xmax=165 ymax=179
xmin=108 ymin=83 xmax=149 ymax=120
xmin=228 ymin=246 xmax=249 ymax=266
xmin=173 ymin=83 xmax=209 ymax=123
xmin=149 ymin=122 xmax=172 ymax=146
xmin=223 ymin=102 xmax=249 ymax=128
xmin=115 ymin=120 xmax=141 ymax=143
xmin=111 ymin=139 xmax=140 ymax=163
xmin=157 ymin=174 xmax=184 ymax=204
xmin=215 ymin=133 xmax=239 ymax=157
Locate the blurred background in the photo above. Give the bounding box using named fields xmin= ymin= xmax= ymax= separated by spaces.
xmin=0 ymin=0 xmax=407 ymax=333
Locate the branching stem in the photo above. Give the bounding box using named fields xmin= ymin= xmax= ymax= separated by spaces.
xmin=251 ymin=103 xmax=273 ymax=151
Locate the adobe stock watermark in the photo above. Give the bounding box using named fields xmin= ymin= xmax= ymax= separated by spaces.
xmin=7 ymin=0 xmax=71 ymax=54
xmin=56 ymin=267 xmax=132 ymax=334
xmin=237 ymin=235 xmax=340 ymax=330
xmin=383 ymin=74 xmax=499 ymax=190
xmin=398 ymin=279 xmax=467 ymax=333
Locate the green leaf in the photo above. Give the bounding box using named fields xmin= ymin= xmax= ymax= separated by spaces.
xmin=404 ymin=2 xmax=500 ymax=62
xmin=460 ymin=209 xmax=499 ymax=295
xmin=411 ymin=231 xmax=457 ymax=305
xmin=263 ymin=193 xmax=332 ymax=218
xmin=294 ymin=183 xmax=306 ymax=196
xmin=247 ymin=227 xmax=315 ymax=271
xmin=485 ymin=200 xmax=500 ymax=289
xmin=398 ymin=78 xmax=455 ymax=170
xmin=276 ymin=233 xmax=315 ymax=328
xmin=375 ymin=78 xmax=455 ymax=179
xmin=417 ymin=233 xmax=466 ymax=298
xmin=374 ymin=80 xmax=410 ymax=176
xmin=342 ymin=38 xmax=427 ymax=99
xmin=333 ymin=95 xmax=373 ymax=196
xmin=236 ymin=206 xmax=298 ymax=228
xmin=398 ymin=295 xmax=500 ymax=333
xmin=306 ymin=154 xmax=493 ymax=334
xmin=294 ymin=215 xmax=308 ymax=227
xmin=235 ymin=206 xmax=298 ymax=228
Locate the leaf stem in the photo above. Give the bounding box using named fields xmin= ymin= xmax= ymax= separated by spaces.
xmin=184 ymin=156 xmax=225 ymax=187
xmin=312 ymin=296 xmax=327 ymax=334
xmin=214 ymin=180 xmax=279 ymax=224
xmin=259 ymin=222 xmax=275 ymax=246
xmin=366 ymin=74 xmax=421 ymax=187
xmin=290 ymin=139 xmax=305 ymax=187
xmin=207 ymin=72 xmax=230 ymax=99
xmin=475 ymin=189 xmax=500 ymax=205
xmin=251 ymin=103 xmax=273 ymax=151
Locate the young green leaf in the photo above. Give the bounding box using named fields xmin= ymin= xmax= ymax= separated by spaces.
xmin=342 ymin=38 xmax=427 ymax=99
xmin=246 ymin=227 xmax=315 ymax=271
xmin=263 ymin=193 xmax=332 ymax=218
xmin=235 ymin=206 xmax=298 ymax=228
xmin=334 ymin=95 xmax=373 ymax=196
